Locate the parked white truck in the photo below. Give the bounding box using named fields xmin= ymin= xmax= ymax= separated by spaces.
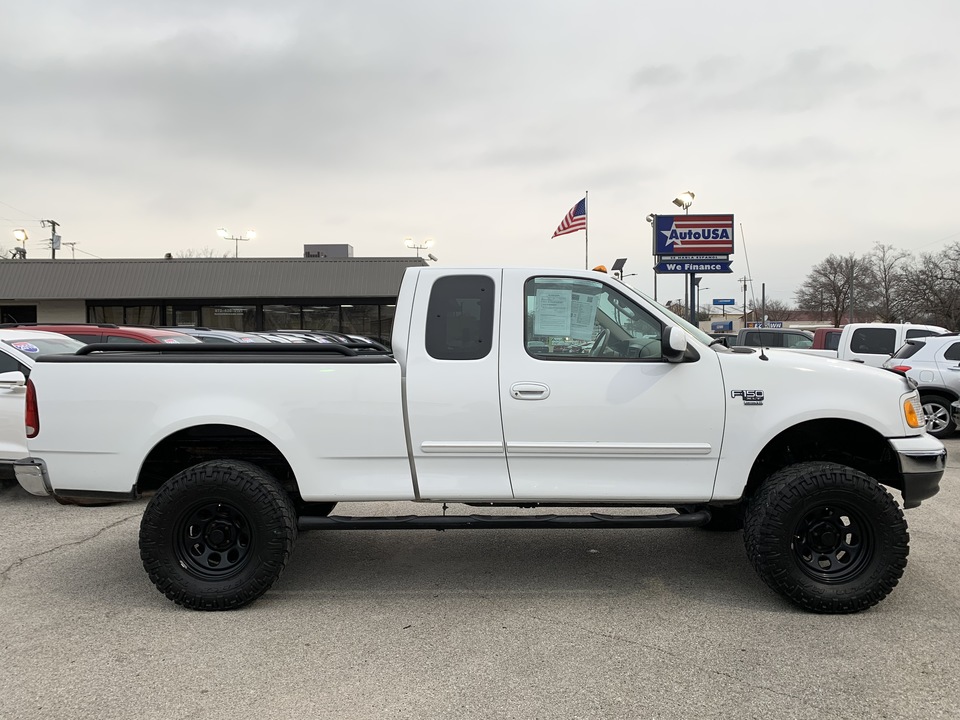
xmin=793 ymin=323 xmax=948 ymax=365
xmin=14 ymin=268 xmax=946 ymax=614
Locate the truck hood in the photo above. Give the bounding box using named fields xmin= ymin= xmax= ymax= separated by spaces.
xmin=715 ymin=346 xmax=919 ymax=438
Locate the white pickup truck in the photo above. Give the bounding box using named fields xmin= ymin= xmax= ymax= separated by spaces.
xmin=14 ymin=268 xmax=946 ymax=614
xmin=794 ymin=323 xmax=948 ymax=366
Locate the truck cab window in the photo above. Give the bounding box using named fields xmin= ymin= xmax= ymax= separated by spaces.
xmin=850 ymin=327 xmax=897 ymax=355
xmin=524 ymin=277 xmax=663 ymax=360
xmin=425 ymin=275 xmax=495 ymax=360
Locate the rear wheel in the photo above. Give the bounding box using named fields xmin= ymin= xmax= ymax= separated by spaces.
xmin=744 ymin=462 xmax=908 ymax=613
xmin=139 ymin=460 xmax=297 ymax=610
xmin=921 ymin=393 xmax=955 ymax=438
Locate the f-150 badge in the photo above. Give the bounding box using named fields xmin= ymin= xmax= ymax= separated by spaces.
xmin=731 ymin=390 xmax=764 ymax=405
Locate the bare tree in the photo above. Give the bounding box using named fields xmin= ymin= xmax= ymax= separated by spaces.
xmin=864 ymin=242 xmax=914 ymax=321
xmin=905 ymin=242 xmax=960 ymax=329
xmin=757 ymin=299 xmax=794 ymax=322
xmin=795 ymin=253 xmax=876 ymax=325
xmin=175 ymin=247 xmax=233 ymax=258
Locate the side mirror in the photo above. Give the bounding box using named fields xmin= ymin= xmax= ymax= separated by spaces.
xmin=662 ymin=326 xmax=687 ymax=362
xmin=0 ymin=370 xmax=27 ymax=388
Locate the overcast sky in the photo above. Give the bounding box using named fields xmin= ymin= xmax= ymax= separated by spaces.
xmin=2 ymin=0 xmax=959 ymax=305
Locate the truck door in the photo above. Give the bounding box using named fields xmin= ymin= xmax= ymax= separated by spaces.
xmin=401 ymin=271 xmax=513 ymax=500
xmin=498 ymin=271 xmax=724 ymax=502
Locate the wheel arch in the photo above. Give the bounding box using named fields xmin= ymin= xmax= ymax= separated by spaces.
xmin=137 ymin=423 xmax=299 ymax=497
xmin=743 ymin=419 xmax=905 ymax=501
xmin=917 ymin=386 xmax=959 ymax=403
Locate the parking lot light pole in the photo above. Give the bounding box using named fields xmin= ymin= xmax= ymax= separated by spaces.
xmin=217 ymin=227 xmax=256 ymax=257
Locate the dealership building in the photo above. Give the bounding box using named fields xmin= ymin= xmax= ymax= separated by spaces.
xmin=0 ymin=253 xmax=426 ymax=344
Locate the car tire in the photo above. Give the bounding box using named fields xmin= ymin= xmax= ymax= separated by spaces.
xmin=139 ymin=460 xmax=298 ymax=611
xmin=744 ymin=461 xmax=908 ymax=614
xmin=920 ymin=393 xmax=956 ymax=438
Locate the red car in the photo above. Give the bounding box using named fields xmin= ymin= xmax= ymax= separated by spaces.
xmin=0 ymin=323 xmax=202 ymax=345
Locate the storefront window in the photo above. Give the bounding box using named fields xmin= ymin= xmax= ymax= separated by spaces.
xmin=341 ymin=305 xmax=378 ymax=337
xmin=263 ymin=305 xmax=301 ymax=331
xmin=201 ymin=305 xmax=256 ymax=331
xmin=89 ymin=306 xmax=124 ymax=324
xmin=124 ymin=306 xmax=160 ymax=325
xmin=378 ymin=305 xmax=396 ymax=345
xmin=303 ymin=306 xmax=340 ymax=332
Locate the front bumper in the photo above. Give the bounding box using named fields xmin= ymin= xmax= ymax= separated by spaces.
xmin=888 ymin=435 xmax=947 ymax=508
xmin=14 ymin=457 xmax=52 ymax=497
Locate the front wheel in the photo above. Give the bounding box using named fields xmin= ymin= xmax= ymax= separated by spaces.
xmin=139 ymin=460 xmax=298 ymax=610
xmin=921 ymin=393 xmax=956 ymax=438
xmin=744 ymin=462 xmax=908 ymax=614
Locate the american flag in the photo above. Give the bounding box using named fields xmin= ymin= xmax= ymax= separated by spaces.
xmin=552 ymin=198 xmax=587 ymax=237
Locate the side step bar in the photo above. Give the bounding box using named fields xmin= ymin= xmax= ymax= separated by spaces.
xmin=298 ymin=510 xmax=711 ymax=531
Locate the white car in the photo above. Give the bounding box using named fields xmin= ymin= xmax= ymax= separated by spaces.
xmin=0 ymin=329 xmax=86 ymax=478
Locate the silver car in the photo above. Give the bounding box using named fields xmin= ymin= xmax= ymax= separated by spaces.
xmin=884 ymin=333 xmax=960 ymax=438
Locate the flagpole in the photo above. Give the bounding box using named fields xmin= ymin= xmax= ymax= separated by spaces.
xmin=584 ymin=190 xmax=589 ymax=269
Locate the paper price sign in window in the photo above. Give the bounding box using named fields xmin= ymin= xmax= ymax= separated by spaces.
xmin=568 ymin=292 xmax=599 ymax=341
xmin=533 ymin=289 xmax=599 ymax=340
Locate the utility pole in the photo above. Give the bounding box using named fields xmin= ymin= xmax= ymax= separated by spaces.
xmin=739 ymin=275 xmax=751 ymax=329
xmin=41 ymin=219 xmax=59 ymax=259
xmin=848 ymin=259 xmax=855 ymax=324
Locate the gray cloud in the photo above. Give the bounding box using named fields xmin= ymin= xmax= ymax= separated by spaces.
xmin=631 ymin=64 xmax=685 ymax=88
xmin=734 ymin=136 xmax=868 ymax=170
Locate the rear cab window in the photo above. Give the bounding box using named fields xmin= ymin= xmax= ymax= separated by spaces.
xmin=849 ymin=327 xmax=897 ymax=355
xmin=424 ymin=275 xmax=495 ymax=360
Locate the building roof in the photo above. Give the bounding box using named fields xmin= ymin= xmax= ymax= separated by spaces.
xmin=0 ymin=257 xmax=427 ymax=301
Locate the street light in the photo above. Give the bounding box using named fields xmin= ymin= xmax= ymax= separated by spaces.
xmin=217 ymin=227 xmax=256 ymax=258
xmin=11 ymin=228 xmax=28 ymax=259
xmin=671 ymin=191 xmax=697 ymax=323
xmin=404 ymin=237 xmax=434 ymax=257
xmin=672 ymin=191 xmax=695 ymax=213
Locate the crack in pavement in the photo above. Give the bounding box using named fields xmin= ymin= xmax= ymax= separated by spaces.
xmin=0 ymin=513 xmax=141 ymax=587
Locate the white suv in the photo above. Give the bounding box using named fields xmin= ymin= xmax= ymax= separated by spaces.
xmin=884 ymin=333 xmax=960 ymax=438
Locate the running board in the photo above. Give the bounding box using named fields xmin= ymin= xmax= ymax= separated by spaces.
xmin=298 ymin=511 xmax=711 ymax=531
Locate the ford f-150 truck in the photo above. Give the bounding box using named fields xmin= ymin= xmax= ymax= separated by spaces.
xmin=14 ymin=268 xmax=946 ymax=614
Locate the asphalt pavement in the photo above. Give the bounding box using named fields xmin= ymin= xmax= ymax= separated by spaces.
xmin=1 ymin=441 xmax=958 ymax=720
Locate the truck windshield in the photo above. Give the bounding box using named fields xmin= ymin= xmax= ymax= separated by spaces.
xmin=621 ymin=284 xmax=715 ymax=347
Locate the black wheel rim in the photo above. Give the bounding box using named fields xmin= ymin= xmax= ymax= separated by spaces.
xmin=174 ymin=501 xmax=253 ymax=579
xmin=792 ymin=503 xmax=874 ymax=584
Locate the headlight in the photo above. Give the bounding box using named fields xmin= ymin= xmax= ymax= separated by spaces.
xmin=903 ymin=392 xmax=925 ymax=429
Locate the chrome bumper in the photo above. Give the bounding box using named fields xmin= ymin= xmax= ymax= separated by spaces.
xmin=888 ymin=435 xmax=947 ymax=508
xmin=14 ymin=457 xmax=52 ymax=497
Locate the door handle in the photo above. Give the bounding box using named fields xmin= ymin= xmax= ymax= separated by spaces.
xmin=510 ymin=382 xmax=550 ymax=400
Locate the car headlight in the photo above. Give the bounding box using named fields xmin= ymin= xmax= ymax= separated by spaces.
xmin=903 ymin=392 xmax=925 ymax=429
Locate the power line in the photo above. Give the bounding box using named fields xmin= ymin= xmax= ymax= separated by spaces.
xmin=911 ymin=229 xmax=960 ymax=251
xmin=0 ymin=199 xmax=41 ymax=221
xmin=73 ymin=246 xmax=103 ymax=259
